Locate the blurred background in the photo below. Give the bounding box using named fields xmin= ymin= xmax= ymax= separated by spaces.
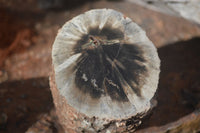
xmin=0 ymin=0 xmax=200 ymax=133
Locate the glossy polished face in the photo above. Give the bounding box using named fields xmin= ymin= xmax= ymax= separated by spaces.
xmin=72 ymin=27 xmax=148 ymax=102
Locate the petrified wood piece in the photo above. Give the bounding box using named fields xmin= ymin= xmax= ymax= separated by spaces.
xmin=50 ymin=9 xmax=160 ymax=132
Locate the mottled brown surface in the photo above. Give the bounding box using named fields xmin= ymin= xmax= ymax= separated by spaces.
xmin=0 ymin=78 xmax=53 ymax=133
xmin=25 ymin=110 xmax=61 ymax=133
xmin=137 ymin=110 xmax=200 ymax=133
xmin=49 ymin=71 xmax=83 ymax=133
xmin=0 ymin=0 xmax=100 ymax=12
xmin=0 ymin=0 xmax=200 ymax=133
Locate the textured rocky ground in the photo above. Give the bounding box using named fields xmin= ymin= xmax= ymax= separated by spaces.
xmin=0 ymin=0 xmax=200 ymax=133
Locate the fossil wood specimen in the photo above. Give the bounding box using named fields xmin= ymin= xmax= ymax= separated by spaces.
xmin=50 ymin=9 xmax=160 ymax=132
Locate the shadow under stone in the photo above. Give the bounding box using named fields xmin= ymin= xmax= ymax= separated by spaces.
xmin=141 ymin=37 xmax=200 ymax=128
xmin=0 ymin=77 xmax=53 ymax=133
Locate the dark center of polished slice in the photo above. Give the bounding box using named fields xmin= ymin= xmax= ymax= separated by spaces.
xmin=73 ymin=27 xmax=147 ymax=102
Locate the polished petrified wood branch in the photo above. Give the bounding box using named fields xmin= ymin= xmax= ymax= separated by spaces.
xmin=50 ymin=9 xmax=160 ymax=132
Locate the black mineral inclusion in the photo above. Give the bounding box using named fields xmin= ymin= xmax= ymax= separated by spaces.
xmin=73 ymin=27 xmax=147 ymax=102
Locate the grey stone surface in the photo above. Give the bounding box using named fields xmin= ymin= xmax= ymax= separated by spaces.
xmin=127 ymin=0 xmax=200 ymax=25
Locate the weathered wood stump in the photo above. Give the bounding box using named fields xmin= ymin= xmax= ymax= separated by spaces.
xmin=50 ymin=9 xmax=160 ymax=132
